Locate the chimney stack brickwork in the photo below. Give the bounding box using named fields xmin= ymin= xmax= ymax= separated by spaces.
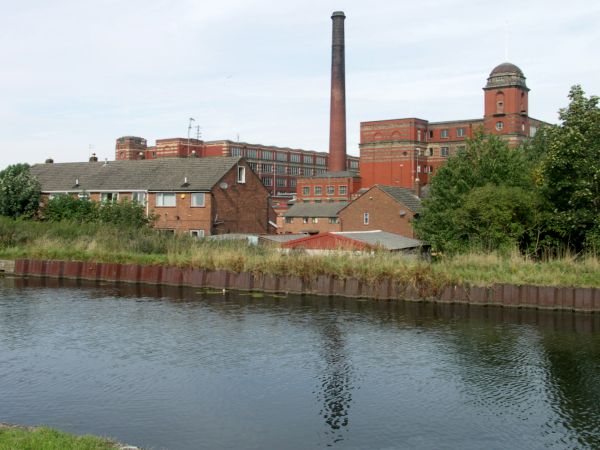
xmin=328 ymin=11 xmax=347 ymax=172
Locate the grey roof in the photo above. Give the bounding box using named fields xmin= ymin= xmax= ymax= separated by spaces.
xmin=30 ymin=157 xmax=242 ymax=192
xmin=284 ymin=201 xmax=348 ymax=218
xmin=259 ymin=233 xmax=309 ymax=243
xmin=305 ymin=171 xmax=359 ymax=179
xmin=333 ymin=231 xmax=423 ymax=250
xmin=376 ymin=185 xmax=422 ymax=212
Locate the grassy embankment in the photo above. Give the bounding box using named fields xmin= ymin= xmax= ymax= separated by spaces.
xmin=0 ymin=424 xmax=122 ymax=450
xmin=1 ymin=217 xmax=599 ymax=288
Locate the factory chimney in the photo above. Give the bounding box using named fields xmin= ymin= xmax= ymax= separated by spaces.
xmin=328 ymin=11 xmax=347 ymax=173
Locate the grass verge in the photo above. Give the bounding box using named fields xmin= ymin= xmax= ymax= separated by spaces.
xmin=1 ymin=217 xmax=599 ymax=288
xmin=0 ymin=424 xmax=121 ymax=450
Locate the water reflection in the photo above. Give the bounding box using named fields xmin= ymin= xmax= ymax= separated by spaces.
xmin=2 ymin=276 xmax=600 ymax=450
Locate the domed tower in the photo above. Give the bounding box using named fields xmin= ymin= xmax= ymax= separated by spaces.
xmin=483 ymin=62 xmax=530 ymax=144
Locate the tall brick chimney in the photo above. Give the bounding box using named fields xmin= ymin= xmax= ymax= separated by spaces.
xmin=328 ymin=11 xmax=347 ymax=173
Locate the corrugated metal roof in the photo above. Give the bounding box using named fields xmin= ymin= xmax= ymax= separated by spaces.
xmin=30 ymin=157 xmax=242 ymax=192
xmin=332 ymin=230 xmax=422 ymax=250
xmin=283 ymin=201 xmax=348 ymax=218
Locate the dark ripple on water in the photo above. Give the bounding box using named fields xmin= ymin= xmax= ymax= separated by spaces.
xmin=1 ymin=280 xmax=600 ymax=449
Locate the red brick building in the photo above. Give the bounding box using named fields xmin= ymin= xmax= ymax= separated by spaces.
xmin=359 ymin=62 xmax=548 ymax=190
xmin=280 ymin=202 xmax=347 ymax=234
xmin=31 ymin=157 xmax=274 ymax=236
xmin=115 ymin=137 xmax=359 ymax=203
xmin=338 ymin=185 xmax=421 ymax=238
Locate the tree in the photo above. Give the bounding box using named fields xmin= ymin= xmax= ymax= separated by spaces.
xmin=534 ymin=85 xmax=600 ymax=253
xmin=0 ymin=163 xmax=41 ymax=219
xmin=414 ymin=132 xmax=538 ymax=253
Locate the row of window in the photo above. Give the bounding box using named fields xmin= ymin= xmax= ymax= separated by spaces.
xmin=414 ymin=128 xmax=466 ymax=142
xmin=285 ymin=217 xmax=339 ymax=224
xmin=50 ymin=192 xmax=207 ymax=208
xmin=261 ymin=177 xmax=297 ymax=188
xmin=301 ymin=185 xmax=347 ymax=197
xmin=229 ymin=147 xmax=329 ymax=165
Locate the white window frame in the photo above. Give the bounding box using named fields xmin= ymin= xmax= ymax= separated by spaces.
xmin=156 ymin=192 xmax=176 ymax=207
xmin=314 ymin=186 xmax=322 ymax=196
xmin=496 ymin=121 xmax=504 ymax=131
xmin=237 ymin=166 xmax=246 ymax=184
xmin=441 ymin=147 xmax=449 ymax=157
xmin=131 ymin=192 xmax=146 ymax=205
xmin=457 ymin=128 xmax=465 ymax=137
xmin=339 ymin=185 xmax=347 ymax=195
xmin=326 ymin=185 xmax=335 ymax=196
xmin=101 ymin=192 xmax=119 ymax=203
xmin=441 ymin=129 xmax=449 ymax=139
xmin=190 ymin=229 xmax=205 ymax=238
xmin=363 ymin=212 xmax=369 ymax=225
xmin=191 ymin=192 xmax=206 ymax=208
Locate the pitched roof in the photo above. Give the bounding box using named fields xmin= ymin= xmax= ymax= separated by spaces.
xmin=30 ymin=157 xmax=242 ymax=192
xmin=332 ymin=231 xmax=422 ymax=250
xmin=283 ymin=201 xmax=348 ymax=218
xmin=376 ymin=185 xmax=422 ymax=212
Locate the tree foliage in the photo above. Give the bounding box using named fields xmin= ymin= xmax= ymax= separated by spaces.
xmin=414 ymin=132 xmax=538 ymax=253
xmin=534 ymin=85 xmax=600 ymax=253
xmin=43 ymin=195 xmax=155 ymax=228
xmin=0 ymin=163 xmax=41 ymax=219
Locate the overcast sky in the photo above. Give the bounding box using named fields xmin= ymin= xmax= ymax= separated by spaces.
xmin=1 ymin=0 xmax=598 ymax=169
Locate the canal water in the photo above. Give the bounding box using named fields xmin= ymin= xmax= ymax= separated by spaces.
xmin=1 ymin=277 xmax=599 ymax=450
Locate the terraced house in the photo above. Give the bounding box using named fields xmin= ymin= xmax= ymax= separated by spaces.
xmin=30 ymin=157 xmax=274 ymax=236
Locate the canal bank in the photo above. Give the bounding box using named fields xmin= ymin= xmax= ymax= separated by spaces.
xmin=4 ymin=258 xmax=600 ymax=312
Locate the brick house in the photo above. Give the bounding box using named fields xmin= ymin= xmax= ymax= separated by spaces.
xmin=30 ymin=156 xmax=274 ymax=236
xmin=338 ymin=185 xmax=421 ymax=238
xmin=280 ymin=202 xmax=348 ymax=234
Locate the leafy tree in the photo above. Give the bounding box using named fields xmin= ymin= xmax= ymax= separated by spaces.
xmin=0 ymin=163 xmax=41 ymax=219
xmin=534 ymin=85 xmax=600 ymax=253
xmin=414 ymin=132 xmax=538 ymax=253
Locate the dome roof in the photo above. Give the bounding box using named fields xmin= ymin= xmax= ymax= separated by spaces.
xmin=485 ymin=62 xmax=528 ymax=91
xmin=490 ymin=62 xmax=524 ymax=77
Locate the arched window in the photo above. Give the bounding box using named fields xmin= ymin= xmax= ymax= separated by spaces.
xmin=496 ymin=91 xmax=505 ymax=114
xmin=520 ymin=92 xmax=526 ymax=113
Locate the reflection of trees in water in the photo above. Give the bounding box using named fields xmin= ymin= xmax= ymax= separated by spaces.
xmin=315 ymin=318 xmax=353 ymax=446
xmin=541 ymin=333 xmax=600 ymax=448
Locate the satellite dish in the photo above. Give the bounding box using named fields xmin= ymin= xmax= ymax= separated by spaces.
xmin=219 ymin=182 xmax=229 ymax=190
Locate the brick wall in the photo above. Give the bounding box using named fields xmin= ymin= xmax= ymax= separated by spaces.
xmin=339 ymin=187 xmax=417 ymax=238
xmin=279 ymin=216 xmax=342 ymax=234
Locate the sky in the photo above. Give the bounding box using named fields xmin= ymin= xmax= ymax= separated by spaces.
xmin=1 ymin=0 xmax=599 ymax=169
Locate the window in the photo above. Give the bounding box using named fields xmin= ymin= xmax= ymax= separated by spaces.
xmin=302 ymin=186 xmax=310 ymax=196
xmin=496 ymin=121 xmax=504 ymax=131
xmin=316 ymin=168 xmax=326 ymax=175
xmin=441 ymin=147 xmax=449 ymax=157
xmin=417 ymin=165 xmax=421 ymax=173
xmin=190 ymin=230 xmax=205 ymax=238
xmin=426 ymin=148 xmax=434 ymax=156
xmin=457 ymin=128 xmax=465 ymax=137
xmin=289 ymin=166 xmax=301 ymax=175
xmin=316 ymin=156 xmax=326 ymax=166
xmin=339 ymin=185 xmax=347 ymax=195
xmin=276 ymin=178 xmax=286 ymax=187
xmin=363 ymin=212 xmax=369 ymax=225
xmin=290 ymin=153 xmax=301 ymax=163
xmin=429 ymin=130 xmax=434 ymax=139
xmin=326 ymin=185 xmax=335 ymax=196
xmin=496 ymin=91 xmax=505 ymax=114
xmin=276 ymin=152 xmax=287 ymax=162
xmin=349 ymin=160 xmax=359 ymax=169
xmin=156 ymin=192 xmax=176 ymax=207
xmin=262 ymin=150 xmax=273 ymax=160
xmin=285 ymin=217 xmax=293 ymax=224
xmin=248 ymin=162 xmax=257 ymax=172
xmin=314 ymin=186 xmax=322 ymax=196
xmin=417 ymin=130 xmax=421 ymax=141
xmin=303 ymin=217 xmax=309 ymax=224
xmin=304 ymin=155 xmax=313 ymax=164
xmin=261 ymin=164 xmax=273 ymax=173
xmin=101 ymin=192 xmax=118 ymax=203
xmin=329 ymin=217 xmax=339 ymax=224
xmin=290 ymin=179 xmax=297 ymax=188
xmin=311 ymin=218 xmax=318 ymax=224
xmin=231 ymin=147 xmax=242 ymax=157
xmin=275 ymin=165 xmax=286 ymax=174
xmin=132 ymin=192 xmax=146 ymax=205
xmin=246 ymin=149 xmax=257 ymax=158
xmin=262 ymin=177 xmax=273 ymax=186
xmin=440 ymin=129 xmax=449 ymax=138
xmin=191 ymin=192 xmax=205 ymax=207
xmin=237 ymin=166 xmax=246 ymax=183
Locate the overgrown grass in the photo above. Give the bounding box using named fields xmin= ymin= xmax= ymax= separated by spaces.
xmin=1 ymin=217 xmax=599 ymax=288
xmin=0 ymin=425 xmax=119 ymax=450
